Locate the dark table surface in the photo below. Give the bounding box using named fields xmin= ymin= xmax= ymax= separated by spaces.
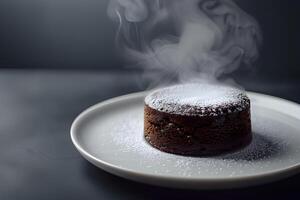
xmin=1 ymin=69 xmax=300 ymax=200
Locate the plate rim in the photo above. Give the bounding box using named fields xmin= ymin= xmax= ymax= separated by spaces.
xmin=70 ymin=91 xmax=300 ymax=189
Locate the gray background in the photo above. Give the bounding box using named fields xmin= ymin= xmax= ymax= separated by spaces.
xmin=0 ymin=0 xmax=299 ymax=80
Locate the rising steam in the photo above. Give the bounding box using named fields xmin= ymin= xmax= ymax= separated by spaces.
xmin=107 ymin=0 xmax=262 ymax=84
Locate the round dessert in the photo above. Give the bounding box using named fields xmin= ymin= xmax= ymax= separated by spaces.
xmin=144 ymin=83 xmax=252 ymax=156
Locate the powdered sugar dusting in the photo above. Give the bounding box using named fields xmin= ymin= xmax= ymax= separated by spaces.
xmin=145 ymin=84 xmax=249 ymax=116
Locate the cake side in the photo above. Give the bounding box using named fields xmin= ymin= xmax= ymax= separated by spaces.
xmin=144 ymin=104 xmax=252 ymax=156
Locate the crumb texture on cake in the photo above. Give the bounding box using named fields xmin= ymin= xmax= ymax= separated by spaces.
xmin=145 ymin=84 xmax=249 ymax=116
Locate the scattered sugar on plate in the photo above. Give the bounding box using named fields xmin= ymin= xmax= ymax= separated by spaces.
xmin=102 ymin=106 xmax=298 ymax=178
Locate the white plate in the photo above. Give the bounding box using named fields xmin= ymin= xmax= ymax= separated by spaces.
xmin=71 ymin=92 xmax=300 ymax=189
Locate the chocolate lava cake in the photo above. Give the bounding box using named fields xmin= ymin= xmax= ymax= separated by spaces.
xmin=144 ymin=84 xmax=252 ymax=156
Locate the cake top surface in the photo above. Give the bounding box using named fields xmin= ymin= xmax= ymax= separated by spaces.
xmin=145 ymin=83 xmax=249 ymax=116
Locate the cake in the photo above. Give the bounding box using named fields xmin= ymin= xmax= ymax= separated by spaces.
xmin=144 ymin=83 xmax=252 ymax=156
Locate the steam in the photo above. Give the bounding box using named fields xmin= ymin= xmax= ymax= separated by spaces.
xmin=107 ymin=0 xmax=262 ymax=85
